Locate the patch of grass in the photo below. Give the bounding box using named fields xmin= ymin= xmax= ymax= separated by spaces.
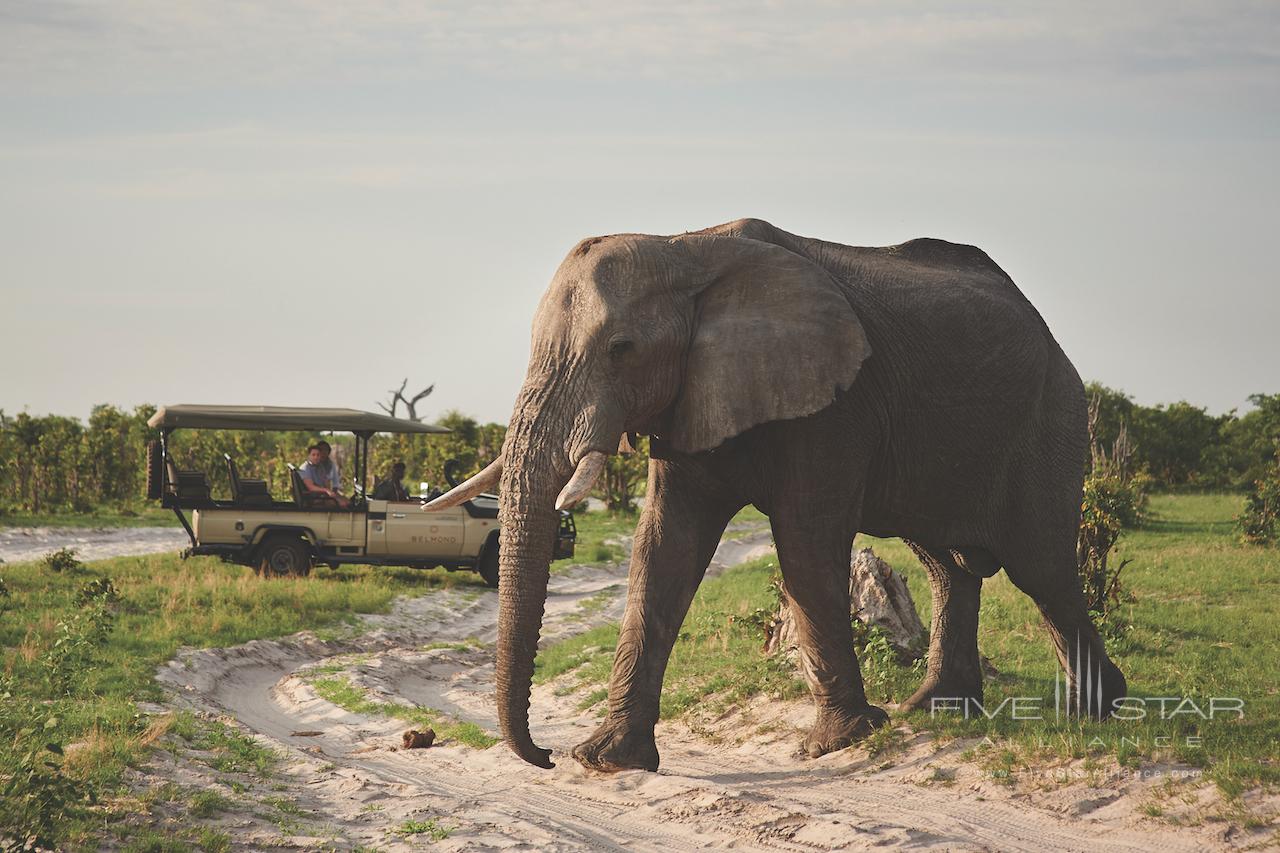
xmin=535 ymin=555 xmax=809 ymax=719
xmin=187 ymin=789 xmax=232 ymax=818
xmin=421 ymin=639 xmax=482 ymax=652
xmin=533 ymin=628 xmax=619 ymax=686
xmin=310 ymin=675 xmax=498 ymax=749
xmin=0 ymin=505 xmax=180 ymax=529
xmin=188 ymin=720 xmax=279 ymax=778
xmin=566 ymin=588 xmax=618 ymax=622
xmin=1 ymin=493 xmax=645 ymax=849
xmin=196 ymin=828 xmax=230 ymax=852
xmin=862 ymin=724 xmax=907 ymax=759
xmin=577 ymin=687 xmax=610 ymax=712
xmin=0 ymin=551 xmax=458 ymax=849
xmin=119 ymin=830 xmax=195 ymax=852
xmin=395 ymin=817 xmax=451 ymax=840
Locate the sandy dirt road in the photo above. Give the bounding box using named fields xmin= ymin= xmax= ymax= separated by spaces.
xmin=145 ymin=532 xmax=1257 ymax=851
xmin=0 ymin=526 xmax=188 ymax=564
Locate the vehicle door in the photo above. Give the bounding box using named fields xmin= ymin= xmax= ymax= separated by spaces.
xmin=326 ymin=508 xmax=363 ymax=551
xmin=382 ymin=501 xmax=465 ymax=558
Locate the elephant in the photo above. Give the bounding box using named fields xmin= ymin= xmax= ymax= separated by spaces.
xmin=426 ymin=217 xmax=1127 ymax=772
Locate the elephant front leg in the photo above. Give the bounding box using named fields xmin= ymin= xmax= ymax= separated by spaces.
xmin=773 ymin=520 xmax=889 ymax=758
xmin=572 ymin=459 xmax=739 ymax=773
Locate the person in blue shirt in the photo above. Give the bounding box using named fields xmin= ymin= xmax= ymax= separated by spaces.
xmin=298 ymin=440 xmax=349 ymax=508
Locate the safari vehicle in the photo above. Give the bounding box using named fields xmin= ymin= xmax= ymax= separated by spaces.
xmin=144 ymin=405 xmax=575 ymax=586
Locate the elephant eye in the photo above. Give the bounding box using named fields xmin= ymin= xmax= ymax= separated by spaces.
xmin=608 ymin=338 xmax=634 ymax=359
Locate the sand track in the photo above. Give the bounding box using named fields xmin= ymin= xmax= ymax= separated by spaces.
xmin=0 ymin=525 xmax=189 ymax=563
xmin=149 ymin=531 xmax=1245 ymax=851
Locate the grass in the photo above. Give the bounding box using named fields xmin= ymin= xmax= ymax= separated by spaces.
xmin=534 ymin=556 xmax=809 ymax=720
xmin=395 ymin=817 xmax=451 ymax=840
xmin=553 ymin=504 xmax=770 ymax=569
xmin=0 ymin=505 xmax=180 ymax=528
xmin=536 ymin=494 xmax=1279 ymax=797
xmin=309 ymin=674 xmax=497 ymax=749
xmin=0 ymin=550 xmax=484 ymax=848
xmin=882 ymin=493 xmax=1280 ymax=794
xmin=0 ymin=501 xmax=630 ymax=853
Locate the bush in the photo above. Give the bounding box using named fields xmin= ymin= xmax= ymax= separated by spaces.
xmin=1237 ymin=447 xmax=1280 ymax=546
xmin=74 ymin=576 xmax=121 ymax=608
xmin=42 ymin=548 xmax=82 ymax=574
xmin=0 ymin=724 xmax=94 ymax=853
xmin=1077 ymin=396 xmax=1148 ymax=634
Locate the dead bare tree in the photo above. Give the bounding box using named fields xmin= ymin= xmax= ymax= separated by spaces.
xmin=377 ymin=379 xmax=435 ymax=421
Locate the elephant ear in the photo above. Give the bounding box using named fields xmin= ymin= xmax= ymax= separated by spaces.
xmin=667 ymin=235 xmax=871 ymax=454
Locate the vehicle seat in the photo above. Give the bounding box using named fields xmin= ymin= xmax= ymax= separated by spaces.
xmin=224 ymin=453 xmax=272 ymax=505
xmin=164 ymin=455 xmax=212 ymax=502
xmin=288 ymin=463 xmax=335 ymax=509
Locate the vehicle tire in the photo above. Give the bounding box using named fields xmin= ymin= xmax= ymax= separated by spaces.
xmin=145 ymin=440 xmax=164 ymax=501
xmin=477 ymin=541 xmax=500 ymax=589
xmin=256 ymin=535 xmax=312 ymax=578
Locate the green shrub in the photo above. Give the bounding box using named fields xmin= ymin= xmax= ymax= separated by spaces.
xmin=1237 ymin=447 xmax=1280 ymax=546
xmin=43 ymin=547 xmax=83 ymax=574
xmin=1077 ymin=396 xmax=1148 ymax=634
xmin=74 ymin=576 xmax=121 ymax=607
xmin=0 ymin=724 xmax=94 ymax=852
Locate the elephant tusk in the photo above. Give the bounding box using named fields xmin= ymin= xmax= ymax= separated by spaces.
xmin=421 ymin=457 xmax=503 ymax=511
xmin=554 ymin=451 xmax=607 ymax=510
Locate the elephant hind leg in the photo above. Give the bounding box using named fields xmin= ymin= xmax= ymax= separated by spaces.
xmin=898 ymin=543 xmax=985 ymax=714
xmin=1003 ymin=542 xmax=1126 ymax=718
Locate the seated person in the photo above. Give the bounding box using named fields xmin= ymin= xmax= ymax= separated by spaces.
xmin=299 ymin=440 xmax=349 ymax=508
xmin=371 ymin=461 xmax=410 ymax=501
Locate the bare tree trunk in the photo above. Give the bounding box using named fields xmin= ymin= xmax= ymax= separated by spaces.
xmin=766 ymin=547 xmax=924 ymax=660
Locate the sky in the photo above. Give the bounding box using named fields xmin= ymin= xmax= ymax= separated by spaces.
xmin=2 ymin=1 xmax=1277 ymax=424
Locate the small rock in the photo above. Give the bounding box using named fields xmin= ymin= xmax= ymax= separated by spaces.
xmin=402 ymin=728 xmax=436 ymax=749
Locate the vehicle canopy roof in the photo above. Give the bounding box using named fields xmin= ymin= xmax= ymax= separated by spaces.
xmin=147 ymin=405 xmax=451 ymax=435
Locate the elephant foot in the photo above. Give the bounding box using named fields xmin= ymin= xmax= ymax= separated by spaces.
xmin=898 ymin=670 xmax=984 ymax=715
xmin=802 ymin=705 xmax=889 ymax=759
xmin=572 ymin=721 xmax=659 ymax=773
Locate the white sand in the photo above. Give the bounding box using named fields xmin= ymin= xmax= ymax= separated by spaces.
xmin=0 ymin=525 xmax=189 ymax=564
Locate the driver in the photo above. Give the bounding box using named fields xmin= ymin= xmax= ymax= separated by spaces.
xmin=299 ymin=440 xmax=349 ymax=508
xmin=371 ymin=461 xmax=409 ymax=501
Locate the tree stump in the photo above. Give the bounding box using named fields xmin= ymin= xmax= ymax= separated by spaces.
xmin=765 ymin=547 xmax=925 ymax=660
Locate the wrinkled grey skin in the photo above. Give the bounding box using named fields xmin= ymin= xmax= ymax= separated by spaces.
xmin=495 ymin=218 xmax=1126 ymax=772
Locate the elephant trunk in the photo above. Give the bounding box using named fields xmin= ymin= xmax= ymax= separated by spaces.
xmin=493 ymin=392 xmax=575 ymax=769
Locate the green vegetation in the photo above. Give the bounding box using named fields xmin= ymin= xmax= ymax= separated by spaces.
xmin=7 ymin=387 xmax=1275 ymax=527
xmin=536 ymin=557 xmax=810 ymax=719
xmin=1077 ymin=394 xmax=1149 ymax=635
xmin=0 ymin=499 xmax=640 ymax=849
xmin=309 ymin=674 xmax=497 ymax=749
xmin=395 ymin=817 xmax=451 ymax=840
xmin=879 ymin=494 xmax=1277 ymax=794
xmin=1237 ymin=447 xmax=1280 ymax=546
xmin=1086 ymin=385 xmax=1280 ymax=490
xmin=538 ymin=494 xmax=1278 ymax=796
xmin=0 ymin=550 xmax=481 ymax=848
xmin=2 ymin=506 xmax=179 ymax=529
